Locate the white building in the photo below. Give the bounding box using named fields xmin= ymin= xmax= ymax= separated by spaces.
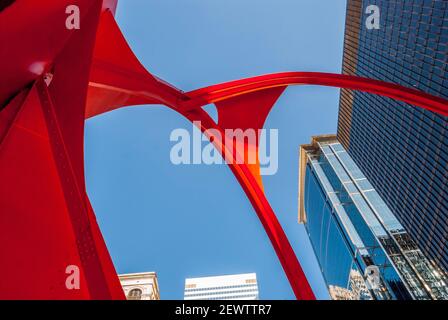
xmin=119 ymin=272 xmax=160 ymax=300
xmin=184 ymin=273 xmax=259 ymax=300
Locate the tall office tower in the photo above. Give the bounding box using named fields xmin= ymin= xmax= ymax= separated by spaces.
xmin=338 ymin=1 xmax=448 ymax=272
xmin=298 ymin=135 xmax=448 ymax=300
xmin=119 ymin=272 xmax=160 ymax=300
xmin=184 ymin=273 xmax=259 ymax=300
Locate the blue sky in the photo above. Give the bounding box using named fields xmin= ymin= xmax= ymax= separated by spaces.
xmin=85 ymin=0 xmax=347 ymax=299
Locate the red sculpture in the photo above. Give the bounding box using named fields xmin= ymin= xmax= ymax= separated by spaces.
xmin=0 ymin=0 xmax=446 ymax=300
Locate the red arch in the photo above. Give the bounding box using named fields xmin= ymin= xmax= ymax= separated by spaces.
xmin=181 ymin=72 xmax=448 ymax=116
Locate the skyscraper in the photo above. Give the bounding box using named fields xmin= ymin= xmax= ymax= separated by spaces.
xmin=184 ymin=273 xmax=259 ymax=300
xmin=298 ymin=135 xmax=448 ymax=300
xmin=338 ymin=0 xmax=448 ymax=273
xmin=119 ymin=272 xmax=160 ymax=300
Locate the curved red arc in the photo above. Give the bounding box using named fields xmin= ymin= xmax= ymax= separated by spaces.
xmin=181 ymin=109 xmax=315 ymax=300
xmin=181 ymin=72 xmax=448 ymax=116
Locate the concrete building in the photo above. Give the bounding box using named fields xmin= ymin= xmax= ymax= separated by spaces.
xmin=184 ymin=273 xmax=259 ymax=300
xmin=119 ymin=272 xmax=160 ymax=300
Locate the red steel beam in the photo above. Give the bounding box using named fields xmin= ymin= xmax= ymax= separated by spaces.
xmin=182 ymin=72 xmax=448 ymax=116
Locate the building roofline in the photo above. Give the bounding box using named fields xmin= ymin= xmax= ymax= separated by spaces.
xmin=298 ymin=134 xmax=337 ymax=224
xmin=185 ymin=273 xmax=257 ymax=283
xmin=118 ymin=271 xmax=157 ymax=278
xmin=118 ymin=271 xmax=160 ymax=300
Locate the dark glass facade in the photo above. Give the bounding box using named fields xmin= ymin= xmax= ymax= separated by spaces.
xmin=338 ymin=0 xmax=448 ymax=273
xmin=299 ymin=136 xmax=448 ymax=300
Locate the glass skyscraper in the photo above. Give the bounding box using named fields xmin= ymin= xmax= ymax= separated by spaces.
xmin=338 ymin=0 xmax=448 ymax=273
xmin=298 ymin=135 xmax=448 ymax=300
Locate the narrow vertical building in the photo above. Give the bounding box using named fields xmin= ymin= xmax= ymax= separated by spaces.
xmin=119 ymin=272 xmax=160 ymax=300
xmin=298 ymin=135 xmax=448 ymax=300
xmin=184 ymin=273 xmax=259 ymax=300
xmin=338 ymin=0 xmax=448 ymax=272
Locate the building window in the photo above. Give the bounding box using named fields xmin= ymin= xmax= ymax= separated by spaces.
xmin=127 ymin=288 xmax=142 ymax=300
